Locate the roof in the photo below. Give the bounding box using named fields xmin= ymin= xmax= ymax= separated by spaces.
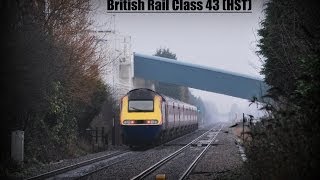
xmin=126 ymin=88 xmax=197 ymax=109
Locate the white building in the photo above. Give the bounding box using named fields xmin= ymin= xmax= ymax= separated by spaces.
xmin=90 ymin=15 xmax=155 ymax=103
xmin=95 ymin=31 xmax=133 ymax=101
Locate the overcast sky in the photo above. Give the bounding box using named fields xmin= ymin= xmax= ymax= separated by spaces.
xmin=92 ymin=0 xmax=267 ymax=120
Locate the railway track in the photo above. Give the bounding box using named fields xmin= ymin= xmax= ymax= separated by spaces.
xmin=179 ymin=126 xmax=222 ymax=180
xmin=25 ymin=129 xmax=201 ymax=180
xmin=25 ymin=150 xmax=131 ymax=180
xmin=130 ymin=124 xmax=223 ymax=180
xmin=25 ymin=124 xmax=222 ymax=180
xmin=77 ymin=130 xmax=201 ymax=180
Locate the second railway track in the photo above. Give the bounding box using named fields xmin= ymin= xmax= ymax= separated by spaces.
xmin=131 ymin=124 xmax=223 ymax=180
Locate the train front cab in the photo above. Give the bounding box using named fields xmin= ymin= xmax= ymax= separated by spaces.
xmin=120 ymin=93 xmax=163 ymax=146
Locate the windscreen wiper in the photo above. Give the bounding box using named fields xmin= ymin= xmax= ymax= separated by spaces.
xmin=130 ymin=107 xmax=144 ymax=111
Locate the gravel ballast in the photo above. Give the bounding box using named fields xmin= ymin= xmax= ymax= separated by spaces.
xmin=22 ymin=146 xmax=128 ymax=179
xmin=20 ymin=123 xmax=244 ymax=179
xmin=85 ymin=123 xmax=222 ymax=180
xmin=187 ymin=126 xmax=244 ymax=180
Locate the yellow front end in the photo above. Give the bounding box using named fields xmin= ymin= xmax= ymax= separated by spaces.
xmin=120 ymin=94 xmax=164 ymax=145
xmin=120 ymin=95 xmax=163 ymax=125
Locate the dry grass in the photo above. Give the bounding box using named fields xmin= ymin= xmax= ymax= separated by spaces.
xmin=230 ymin=123 xmax=252 ymax=143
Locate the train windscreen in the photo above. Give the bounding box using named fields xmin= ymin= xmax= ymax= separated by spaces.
xmin=128 ymin=100 xmax=154 ymax=112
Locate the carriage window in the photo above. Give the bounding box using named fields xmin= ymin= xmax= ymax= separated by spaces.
xmin=128 ymin=100 xmax=154 ymax=112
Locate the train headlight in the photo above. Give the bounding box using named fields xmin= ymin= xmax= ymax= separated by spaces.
xmin=150 ymin=120 xmax=158 ymax=124
xmin=123 ymin=120 xmax=136 ymax=124
xmin=123 ymin=120 xmax=129 ymax=124
xmin=145 ymin=120 xmax=158 ymax=124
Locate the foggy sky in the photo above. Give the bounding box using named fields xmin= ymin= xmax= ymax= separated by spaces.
xmin=92 ymin=0 xmax=267 ymax=120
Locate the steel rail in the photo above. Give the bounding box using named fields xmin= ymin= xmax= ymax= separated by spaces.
xmin=179 ymin=125 xmax=223 ymax=180
xmin=25 ymin=150 xmax=130 ymax=180
xmin=75 ymin=155 xmax=132 ymax=180
xmin=130 ymin=126 xmax=219 ymax=180
xmin=162 ymin=129 xmax=199 ymax=146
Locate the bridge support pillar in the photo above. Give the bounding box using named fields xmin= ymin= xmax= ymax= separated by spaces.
xmin=133 ymin=77 xmax=155 ymax=90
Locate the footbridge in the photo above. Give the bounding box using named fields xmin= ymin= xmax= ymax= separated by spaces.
xmin=133 ymin=53 xmax=268 ymax=101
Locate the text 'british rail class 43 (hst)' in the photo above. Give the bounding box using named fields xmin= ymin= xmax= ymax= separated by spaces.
xmin=107 ymin=0 xmax=252 ymax=12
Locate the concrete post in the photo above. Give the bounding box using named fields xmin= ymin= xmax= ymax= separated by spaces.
xmin=11 ymin=130 xmax=24 ymax=162
xmin=242 ymin=113 xmax=245 ymax=142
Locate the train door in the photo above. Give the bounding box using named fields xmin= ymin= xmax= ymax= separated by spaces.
xmin=178 ymin=105 xmax=180 ymax=128
xmin=182 ymin=105 xmax=185 ymax=126
xmin=173 ymin=103 xmax=175 ymax=128
xmin=161 ymin=102 xmax=167 ymax=129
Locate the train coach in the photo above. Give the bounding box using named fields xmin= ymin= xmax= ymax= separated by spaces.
xmin=120 ymin=88 xmax=198 ymax=146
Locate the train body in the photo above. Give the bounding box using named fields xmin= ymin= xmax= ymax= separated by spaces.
xmin=120 ymin=88 xmax=198 ymax=146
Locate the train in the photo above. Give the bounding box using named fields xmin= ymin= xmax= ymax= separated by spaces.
xmin=120 ymin=88 xmax=198 ymax=146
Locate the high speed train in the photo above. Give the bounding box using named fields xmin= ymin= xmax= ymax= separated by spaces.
xmin=120 ymin=88 xmax=198 ymax=146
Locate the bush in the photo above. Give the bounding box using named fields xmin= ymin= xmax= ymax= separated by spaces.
xmin=244 ymin=0 xmax=320 ymax=179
